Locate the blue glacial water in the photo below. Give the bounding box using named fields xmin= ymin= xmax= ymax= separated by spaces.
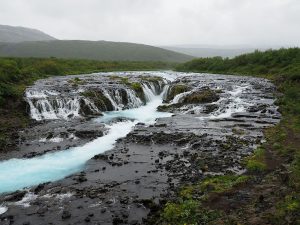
xmin=0 ymin=89 xmax=171 ymax=194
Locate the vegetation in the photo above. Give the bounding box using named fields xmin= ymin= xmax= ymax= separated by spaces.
xmin=0 ymin=40 xmax=193 ymax=62
xmin=181 ymin=88 xmax=219 ymax=104
xmin=176 ymin=48 xmax=300 ymax=81
xmin=245 ymin=147 xmax=267 ymax=173
xmin=157 ymin=175 xmax=248 ymax=225
xmin=166 ymin=47 xmax=300 ymax=224
xmin=0 ymin=57 xmax=173 ymax=151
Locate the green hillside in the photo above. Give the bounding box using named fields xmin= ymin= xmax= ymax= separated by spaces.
xmin=176 ymin=48 xmax=300 ymax=79
xmin=0 ymin=40 xmax=193 ymax=62
xmin=0 ymin=24 xmax=56 ymax=43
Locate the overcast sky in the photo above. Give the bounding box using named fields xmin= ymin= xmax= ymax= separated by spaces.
xmin=0 ymin=0 xmax=299 ymax=47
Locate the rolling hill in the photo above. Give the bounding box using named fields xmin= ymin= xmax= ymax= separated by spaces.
xmin=0 ymin=40 xmax=193 ymax=62
xmin=0 ymin=24 xmax=56 ymax=43
xmin=162 ymin=46 xmax=257 ymax=58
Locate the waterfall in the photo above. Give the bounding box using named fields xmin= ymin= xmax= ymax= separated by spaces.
xmin=171 ymin=90 xmax=193 ymax=104
xmin=25 ymin=80 xmax=162 ymax=121
xmin=125 ymin=89 xmax=143 ymax=108
xmin=25 ymin=89 xmax=85 ymax=120
xmin=102 ymin=89 xmax=122 ymax=111
xmin=142 ymin=83 xmax=156 ymax=102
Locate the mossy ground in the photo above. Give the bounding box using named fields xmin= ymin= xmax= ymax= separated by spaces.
xmin=153 ymin=175 xmax=249 ymax=225
xmin=157 ymin=49 xmax=300 ymax=224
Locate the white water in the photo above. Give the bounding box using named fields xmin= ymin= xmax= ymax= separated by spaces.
xmin=171 ymin=90 xmax=193 ymax=104
xmin=0 ymin=205 xmax=7 ymax=215
xmin=26 ymin=87 xmax=144 ymax=121
xmin=198 ymin=85 xmax=251 ymax=120
xmin=0 ymin=86 xmax=171 ymax=194
xmin=98 ymin=86 xmax=170 ymax=124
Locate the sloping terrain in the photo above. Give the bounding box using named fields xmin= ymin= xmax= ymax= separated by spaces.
xmin=0 ymin=40 xmax=193 ymax=62
xmin=0 ymin=24 xmax=56 ymax=43
xmin=162 ymin=46 xmax=257 ymax=58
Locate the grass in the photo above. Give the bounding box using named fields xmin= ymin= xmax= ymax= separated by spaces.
xmin=245 ymin=147 xmax=267 ymax=173
xmin=157 ymin=175 xmax=249 ymax=224
xmin=161 ymin=200 xmax=221 ymax=225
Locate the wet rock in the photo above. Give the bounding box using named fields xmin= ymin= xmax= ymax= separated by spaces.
xmin=61 ymin=210 xmax=71 ymax=220
xmin=74 ymin=130 xmax=103 ymax=139
xmin=113 ymin=217 xmax=125 ymax=225
xmin=4 ymin=191 xmax=26 ymax=202
xmin=203 ymin=104 xmax=219 ymax=113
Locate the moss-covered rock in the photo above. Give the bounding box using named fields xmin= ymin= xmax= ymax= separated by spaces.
xmin=80 ymin=90 xmax=113 ymax=114
xmin=157 ymin=103 xmax=183 ymax=112
xmin=182 ymin=88 xmax=219 ymax=104
xmin=130 ymin=82 xmax=146 ymax=103
xmin=67 ymin=77 xmax=86 ymax=87
xmin=165 ymin=84 xmax=190 ymax=102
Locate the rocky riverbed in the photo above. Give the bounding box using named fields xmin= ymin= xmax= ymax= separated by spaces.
xmin=0 ymin=71 xmax=280 ymax=225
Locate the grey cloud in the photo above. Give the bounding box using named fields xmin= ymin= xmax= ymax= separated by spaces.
xmin=0 ymin=0 xmax=299 ymax=47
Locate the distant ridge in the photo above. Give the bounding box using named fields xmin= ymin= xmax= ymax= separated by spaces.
xmin=0 ymin=24 xmax=56 ymax=43
xmin=0 ymin=40 xmax=194 ymax=62
xmin=162 ymin=46 xmax=258 ymax=58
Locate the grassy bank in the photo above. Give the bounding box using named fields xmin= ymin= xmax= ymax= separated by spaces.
xmin=152 ymin=48 xmax=300 ymax=224
xmin=0 ymin=57 xmax=174 ymax=151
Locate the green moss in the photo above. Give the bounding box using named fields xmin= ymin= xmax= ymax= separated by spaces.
xmin=81 ymin=90 xmax=113 ymax=111
xmin=270 ymin=194 xmax=300 ymax=224
xmin=130 ymin=82 xmax=145 ymax=102
xmin=141 ymin=76 xmax=163 ymax=82
xmin=179 ymin=175 xmax=249 ymax=200
xmin=157 ymin=103 xmax=183 ymax=112
xmin=182 ymin=89 xmax=219 ymax=104
xmin=166 ymin=84 xmax=190 ymax=102
xmin=68 ymin=77 xmax=86 ymax=86
xmin=245 ymin=148 xmax=267 ymax=173
xmin=200 ymin=175 xmax=249 ymax=196
xmin=130 ymin=82 xmax=143 ymax=92
xmin=120 ymin=77 xmax=130 ymax=85
xmin=157 ymin=175 xmax=249 ymax=224
xmin=162 ymin=200 xmax=221 ymax=225
xmin=108 ymin=75 xmax=122 ymax=80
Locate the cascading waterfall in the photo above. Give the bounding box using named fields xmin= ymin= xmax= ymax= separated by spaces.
xmin=142 ymin=83 xmax=156 ymax=102
xmin=25 ymin=81 xmax=163 ymax=121
xmin=125 ymin=88 xmax=143 ymax=108
xmin=0 ymin=82 xmax=171 ymax=194
xmin=199 ymin=85 xmax=251 ymax=120
xmin=171 ymin=90 xmax=193 ymax=104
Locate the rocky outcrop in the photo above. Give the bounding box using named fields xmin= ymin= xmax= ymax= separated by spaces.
xmin=181 ymin=87 xmax=219 ymax=104
xmin=164 ymin=83 xmax=191 ymax=102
